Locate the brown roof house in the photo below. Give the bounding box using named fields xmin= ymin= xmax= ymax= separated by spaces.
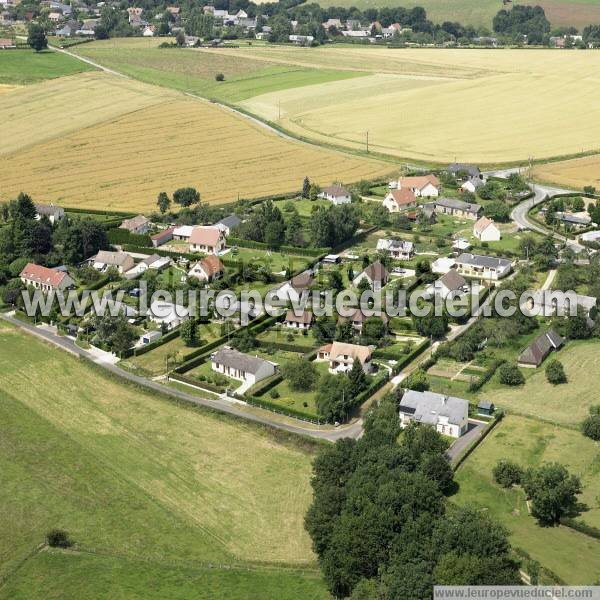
xmin=273 ymin=270 xmax=315 ymax=303
xmin=151 ymin=226 xmax=175 ymax=247
xmin=119 ymin=214 xmax=150 ymax=235
xmin=518 ymin=329 xmax=565 ymax=368
xmin=188 ymin=255 xmax=224 ymax=282
xmin=353 ymin=261 xmax=388 ymax=292
xmin=316 ymin=341 xmax=374 ymax=374
xmin=20 ymin=263 xmax=74 ymax=292
xmin=189 ymin=226 xmax=225 ymax=255
xmin=382 ymin=188 xmax=417 ymax=213
xmin=397 ymin=174 xmax=440 ymax=198
xmin=338 ymin=308 xmax=389 ymax=333
xmin=428 ymin=269 xmax=469 ymax=300
xmin=91 ymin=250 xmax=134 ymax=274
xmin=284 ymin=309 xmax=314 ymax=329
xmin=473 ymin=216 xmax=501 ymax=242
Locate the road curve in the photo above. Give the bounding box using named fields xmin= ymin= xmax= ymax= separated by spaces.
xmin=0 ymin=313 xmax=363 ymax=442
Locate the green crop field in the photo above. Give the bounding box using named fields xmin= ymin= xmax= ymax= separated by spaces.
xmin=0 ymin=49 xmax=94 ymax=85
xmin=0 ymin=321 xmax=328 ymax=598
xmin=454 ymin=415 xmax=600 ymax=583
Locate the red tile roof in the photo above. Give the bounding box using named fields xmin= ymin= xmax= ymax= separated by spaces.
xmin=199 ymin=255 xmax=224 ymax=277
xmin=20 ymin=263 xmax=68 ymax=288
xmin=387 ymin=188 xmax=416 ymax=207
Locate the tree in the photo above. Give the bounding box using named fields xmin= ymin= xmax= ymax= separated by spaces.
xmin=46 ymin=529 xmax=72 ymax=548
xmin=522 ymin=463 xmax=581 ymax=524
xmin=157 ymin=191 xmax=171 ymax=214
xmin=91 ymin=314 xmax=137 ymax=354
xmin=492 ymin=460 xmax=523 ymax=488
xmin=302 ymin=176 xmax=311 ymax=198
xmin=360 ymin=316 xmax=387 ymax=346
xmin=545 ymin=359 xmax=567 ymax=384
xmin=180 ymin=319 xmax=197 ymax=346
xmin=282 ymin=358 xmax=319 ymax=391
xmin=316 ymin=374 xmax=353 ymax=422
xmin=230 ymin=328 xmax=257 ymax=352
xmin=175 ymin=30 xmax=186 ymax=46
xmin=215 ymin=72 xmax=225 ymax=81
xmin=565 ymin=314 xmax=591 ymax=339
xmin=328 ymin=269 xmax=343 ymax=293
xmin=498 ymin=362 xmax=524 ymax=386
xmin=28 ymin=23 xmax=47 ymax=52
xmin=484 ymin=201 xmax=510 ymax=222
xmin=581 ymin=406 xmax=600 ymax=441
xmin=412 ymin=313 xmax=448 ymax=338
xmin=403 ymin=368 xmax=429 ymax=391
xmin=348 ymin=358 xmax=367 ymax=397
xmin=314 ymin=315 xmax=336 ymax=345
xmin=285 ymin=211 xmax=304 ymax=246
xmin=173 ymin=187 xmax=200 ymax=207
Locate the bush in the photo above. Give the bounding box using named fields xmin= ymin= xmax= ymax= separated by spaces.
xmin=581 ymin=406 xmax=600 ymax=441
xmin=498 ymin=363 xmax=525 ymax=386
xmin=492 ymin=460 xmax=523 ymax=488
xmin=46 ymin=529 xmax=72 ymax=548
xmin=403 ymin=368 xmax=429 ymax=392
xmin=269 ymin=388 xmax=280 ymax=399
xmin=545 ymin=359 xmax=567 ymax=384
xmin=215 ymin=73 xmax=225 ymax=81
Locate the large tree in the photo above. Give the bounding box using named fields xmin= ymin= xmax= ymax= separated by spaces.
xmin=27 ymin=23 xmax=47 ymax=52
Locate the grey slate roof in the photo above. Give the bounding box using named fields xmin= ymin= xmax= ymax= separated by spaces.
xmin=439 ymin=269 xmax=467 ymax=292
xmin=518 ymin=328 xmax=564 ymax=366
xmin=456 ymin=253 xmax=511 ymax=270
xmin=399 ymin=390 xmax=468 ymax=426
xmin=212 ymin=347 xmax=272 ymax=375
xmin=448 ymin=163 xmax=481 ymax=178
xmin=435 ymin=197 xmax=482 ymax=214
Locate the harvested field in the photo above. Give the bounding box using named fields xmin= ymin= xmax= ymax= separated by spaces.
xmin=533 ymin=154 xmax=600 ymax=191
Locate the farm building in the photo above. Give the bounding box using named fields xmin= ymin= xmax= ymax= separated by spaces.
xmin=151 ymin=227 xmax=175 ymax=247
xmin=428 ymin=197 xmax=482 ymax=220
xmin=20 ymin=263 xmax=74 ymax=292
xmin=90 ymin=251 xmax=134 ymax=274
xmin=518 ymin=329 xmax=565 ymax=368
xmin=35 ymin=203 xmax=64 ymax=224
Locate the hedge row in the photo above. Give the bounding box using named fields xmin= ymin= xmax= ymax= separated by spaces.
xmin=246 ymin=373 xmax=284 ymax=398
xmin=255 ymin=339 xmax=315 ymax=355
xmin=133 ymin=326 xmax=181 ymax=356
xmin=66 ymin=207 xmax=136 ymax=217
xmin=353 ymin=372 xmax=390 ymax=408
xmin=391 ymin=338 xmax=431 ymax=375
xmin=227 ymin=236 xmax=330 ymax=258
xmin=331 ymin=225 xmax=378 ymax=254
xmin=452 ymin=411 xmax=504 ymax=470
xmin=108 ymin=228 xmax=152 ymax=247
xmin=468 ymin=358 xmax=505 ymax=392
xmin=169 ymin=371 xmax=225 ymax=395
xmin=244 ymin=394 xmax=321 ymax=423
xmin=560 ymin=517 xmax=600 ymax=540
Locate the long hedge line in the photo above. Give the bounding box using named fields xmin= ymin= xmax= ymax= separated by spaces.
xmin=243 ymin=394 xmax=321 ymax=423
xmin=391 ymin=338 xmax=431 ymax=375
xmin=66 ymin=207 xmax=136 ymax=217
xmin=468 ymin=358 xmax=505 ymax=392
xmin=108 ymin=228 xmax=152 ymax=247
xmin=452 ymin=411 xmax=504 ymax=470
xmin=169 ymin=372 xmax=225 ymax=395
xmin=353 ymin=372 xmax=390 ymax=408
xmin=246 ymin=373 xmax=284 ymax=398
xmin=255 ymin=339 xmax=316 ymax=354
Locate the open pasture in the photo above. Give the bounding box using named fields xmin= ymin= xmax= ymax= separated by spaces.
xmin=0 ymin=77 xmax=391 ymax=210
xmin=235 ymin=47 xmax=600 ymax=164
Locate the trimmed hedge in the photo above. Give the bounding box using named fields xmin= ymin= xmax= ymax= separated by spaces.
xmin=247 ymin=373 xmax=284 ymax=397
xmin=108 ymin=228 xmax=152 ymax=247
xmin=560 ymin=517 xmax=600 ymax=540
xmin=391 ymin=338 xmax=431 ymax=375
xmin=468 ymin=358 xmax=505 ymax=392
xmin=65 ymin=207 xmax=136 ymax=217
xmin=353 ymin=372 xmax=390 ymax=407
xmin=452 ymin=411 xmax=504 ymax=470
xmin=255 ymin=339 xmax=315 ymax=354
xmin=244 ymin=394 xmax=320 ymax=423
xmin=169 ymin=372 xmax=225 ymax=394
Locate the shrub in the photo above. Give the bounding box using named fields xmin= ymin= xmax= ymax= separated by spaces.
xmin=46 ymin=529 xmax=72 ymax=548
xmin=498 ymin=363 xmax=525 ymax=386
xmin=581 ymin=406 xmax=600 ymax=441
xmin=492 ymin=460 xmax=523 ymax=488
xmin=269 ymin=389 xmax=280 ymax=399
xmin=215 ymin=73 xmax=225 ymax=81
xmin=403 ymin=368 xmax=429 ymax=392
xmin=545 ymin=359 xmax=567 ymax=384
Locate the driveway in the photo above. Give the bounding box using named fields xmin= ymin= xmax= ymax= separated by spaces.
xmin=446 ymin=419 xmax=488 ymax=465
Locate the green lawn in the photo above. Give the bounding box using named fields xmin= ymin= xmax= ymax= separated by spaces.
xmin=256 ymin=326 xmax=319 ymax=349
xmin=275 ymin=198 xmax=331 ymax=218
xmin=185 ymin=358 xmax=240 ymax=390
xmin=0 ymin=321 xmax=326 ymax=596
xmin=453 ymin=415 xmax=600 ymax=583
xmin=228 ymin=247 xmax=311 ymax=274
xmin=0 ymin=49 xmax=94 ymax=85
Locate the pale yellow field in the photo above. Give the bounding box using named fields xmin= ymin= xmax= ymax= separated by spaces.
xmin=0 ymin=74 xmax=391 ymax=210
xmin=232 ymin=47 xmax=600 ymax=163
xmin=0 ymin=72 xmax=178 ymax=156
xmin=533 ymin=154 xmax=600 ymax=190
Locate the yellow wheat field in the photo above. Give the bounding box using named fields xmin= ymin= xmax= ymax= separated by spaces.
xmin=0 ymin=83 xmax=391 ymax=210
xmin=532 ymin=154 xmax=600 ymax=190
xmin=233 ymin=47 xmax=600 ymax=164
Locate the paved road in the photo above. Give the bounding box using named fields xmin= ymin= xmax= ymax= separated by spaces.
xmin=0 ymin=313 xmax=363 ymax=442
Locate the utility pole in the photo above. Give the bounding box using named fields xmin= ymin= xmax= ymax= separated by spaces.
xmin=366 ymin=130 xmax=369 ymax=153
xmin=278 ymin=99 xmax=281 ymax=121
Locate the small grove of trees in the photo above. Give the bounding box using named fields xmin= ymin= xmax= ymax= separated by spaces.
xmin=403 ymin=368 xmax=429 ymax=392
xmin=581 ymin=405 xmax=600 ymax=441
xmin=157 ymin=191 xmax=171 ymax=214
xmin=179 ymin=319 xmax=198 ymax=346
xmin=91 ymin=314 xmax=137 ymax=354
xmin=492 ymin=460 xmax=523 ymax=488
xmin=281 ymin=358 xmax=319 ymax=391
xmin=545 ymin=359 xmax=567 ymax=384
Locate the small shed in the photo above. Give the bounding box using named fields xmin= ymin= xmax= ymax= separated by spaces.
xmin=141 ymin=330 xmax=161 ymax=345
xmin=477 ymin=400 xmax=495 ymax=417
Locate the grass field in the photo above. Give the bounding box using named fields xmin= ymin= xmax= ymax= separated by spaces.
xmin=0 ymin=49 xmax=94 ymax=85
xmin=0 ymin=72 xmax=391 ymax=210
xmin=482 ymin=340 xmax=600 ymax=427
xmin=74 ymin=38 xmax=364 ymax=103
xmin=533 ymin=154 xmax=600 ymax=190
xmin=454 ymin=415 xmax=600 ymax=583
xmin=232 ymin=46 xmax=600 ymax=164
xmin=0 ymin=321 xmax=327 ymax=596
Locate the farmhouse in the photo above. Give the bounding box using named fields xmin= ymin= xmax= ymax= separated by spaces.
xmin=382 ymin=188 xmax=417 ymax=212
xmin=460 ymin=177 xmax=484 ymax=193
xmin=397 ymin=174 xmax=440 ymax=197
xmin=518 ymin=329 xmax=565 ymax=368
xmin=284 ymin=309 xmax=313 ymax=329
xmin=399 ymin=390 xmax=469 ymax=438
xmin=35 ymin=203 xmax=64 ymax=224
xmin=119 ymin=214 xmax=150 ymax=234
xmin=455 ymin=253 xmax=512 ymax=280
xmin=319 ymin=184 xmax=351 ymax=205
xmin=429 ymin=197 xmax=482 ymax=220
xmin=429 ymin=269 xmax=469 ymax=299
xmin=189 ymin=226 xmax=225 ymax=255
xmin=316 ymin=341 xmax=373 ymax=374
xmin=20 ymin=263 xmax=74 ymax=292
xmin=148 ymin=300 xmax=189 ymax=330
xmin=151 ymin=227 xmax=175 ymax=247
xmin=215 ymin=214 xmax=242 ymax=236
xmin=173 ymin=225 xmax=195 ymax=241
xmin=188 ymin=255 xmax=224 ymax=282
xmin=339 ymin=308 xmax=388 ymax=333
xmin=353 ymin=261 xmax=388 ymax=291
xmin=211 ymin=347 xmax=276 ymax=385
xmin=447 ymin=163 xmax=482 ymax=180
xmin=91 ymin=250 xmax=134 ymax=274
xmin=376 ymin=238 xmax=415 ymax=260
xmin=473 ymin=216 xmax=501 ymax=242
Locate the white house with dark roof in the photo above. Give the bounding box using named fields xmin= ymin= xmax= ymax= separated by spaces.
xmin=429 ymin=197 xmax=482 ymax=220
xmin=211 ymin=347 xmax=277 ymax=385
xmin=377 ymin=238 xmax=414 ymax=261
xmin=91 ymin=251 xmax=134 ymax=274
xmin=447 ymin=163 xmax=482 ymax=180
xmin=455 ymin=253 xmax=512 ymax=280
xmin=319 ymin=184 xmax=351 ymax=205
xmin=427 ymin=270 xmax=469 ymax=300
xmin=35 ymin=203 xmax=64 ymax=224
xmin=399 ymin=390 xmax=469 ymax=438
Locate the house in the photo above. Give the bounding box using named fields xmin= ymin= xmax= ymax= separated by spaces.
xmin=119 ymin=214 xmax=150 ymax=235
xmin=212 ymin=346 xmax=276 ymax=385
xmin=399 ymin=390 xmax=469 ymax=438
xmin=189 ymin=226 xmax=225 ymax=254
xmin=148 ymin=300 xmax=189 ymax=330
xmin=452 ymin=238 xmax=471 ymax=251
xmin=319 ymin=184 xmax=351 ymax=205
xmin=473 ymin=217 xmax=501 ymax=242
xmin=555 ymin=212 xmax=591 ymax=229
xmin=341 ymin=29 xmax=369 ymax=38
xmin=580 ymin=230 xmax=600 ymax=243
xmin=48 ymin=11 xmax=62 ymax=22
xmin=188 ymin=255 xmax=224 ymax=282
xmin=215 ymin=214 xmax=242 ymax=236
xmin=447 ymin=163 xmax=482 ymax=180
xmin=215 ymin=292 xmax=262 ymax=321
xmin=353 ymin=261 xmax=388 ymax=291
xmin=430 ymin=197 xmax=482 ymax=220
xmin=518 ymin=329 xmax=565 ymax=368
xmin=477 ymin=400 xmax=495 ymax=416
xmin=35 ymin=203 xmax=64 ymax=224
xmin=20 ymin=263 xmax=74 ymax=292
xmin=316 ymin=341 xmax=373 ymax=374
xmin=125 ymin=254 xmax=171 ymax=277
xmin=461 ymin=177 xmax=484 ymax=193
xmin=323 ymin=254 xmax=340 ymax=264
xmin=284 ymin=309 xmax=313 ymax=329
xmin=322 ymin=18 xmax=342 ymax=29
xmin=173 ymin=225 xmax=194 ymax=241
xmin=142 ymin=25 xmax=154 ymax=36
xmin=523 ymin=290 xmax=597 ymax=318
xmin=289 ymin=34 xmax=313 ymax=45
xmin=382 ymin=188 xmax=417 ymax=213
xmin=430 ymin=270 xmax=469 ymax=300
xmin=151 ymin=227 xmax=175 ymax=247
xmin=339 ymin=308 xmax=388 ymax=333
xmin=455 ymin=253 xmax=512 ymax=280
xmin=397 ymin=174 xmax=440 ymax=198
xmin=127 ymin=6 xmax=143 ymax=24
xmin=91 ymin=250 xmax=134 ymax=274
xmin=273 ymin=270 xmax=315 ymax=303
xmin=376 ymin=238 xmax=414 ymax=260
